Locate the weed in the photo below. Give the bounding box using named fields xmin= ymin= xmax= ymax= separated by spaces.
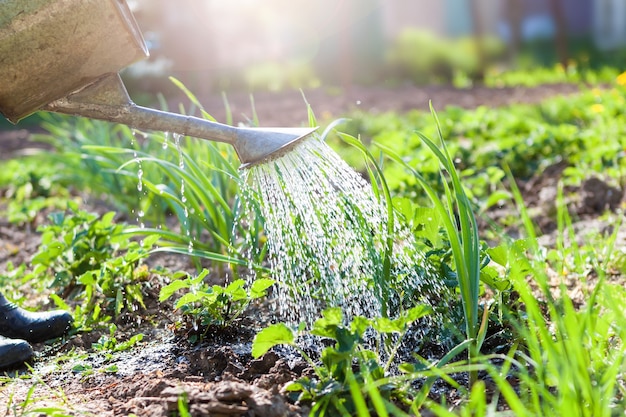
xmin=3 ymin=364 xmax=76 ymax=417
xmin=30 ymin=203 xmax=124 ymax=294
xmin=373 ymin=108 xmax=486 ymax=387
xmin=0 ymin=157 xmax=75 ymax=225
xmin=339 ymin=85 xmax=626 ymax=221
xmin=25 ymin=204 xmax=159 ymax=327
xmin=92 ymin=324 xmax=144 ymax=353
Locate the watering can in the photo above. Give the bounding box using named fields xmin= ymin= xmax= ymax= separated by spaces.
xmin=0 ymin=0 xmax=317 ymax=168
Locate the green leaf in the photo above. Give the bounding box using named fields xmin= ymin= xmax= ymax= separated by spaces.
xmin=175 ymin=292 xmax=208 ymax=309
xmin=482 ymin=190 xmax=512 ymax=211
xmin=159 ymin=279 xmax=191 ymax=302
xmin=252 ymin=323 xmax=295 ymax=358
xmin=101 ymin=211 xmax=116 ymax=227
xmin=487 ymin=244 xmax=508 ymax=267
xmin=104 ymin=364 xmax=119 ymax=373
xmin=141 ymin=234 xmax=161 ymax=248
xmin=372 ymin=317 xmax=403 ymax=333
xmin=405 ymin=304 xmax=433 ymax=322
xmin=480 ymin=266 xmax=510 ymax=291
xmin=224 ymin=280 xmax=247 ymax=301
xmin=350 ymin=316 xmax=371 ymax=336
xmin=168 ymin=77 xmax=215 ymax=121
xmin=78 ymin=271 xmax=98 ymax=286
xmin=250 ymin=278 xmax=275 ymax=298
xmin=311 ymin=308 xmax=343 ymax=338
xmin=115 ymin=288 xmax=123 ymax=316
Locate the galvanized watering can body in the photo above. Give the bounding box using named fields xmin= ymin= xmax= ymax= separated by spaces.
xmin=0 ymin=0 xmax=316 ymax=167
xmin=0 ymin=0 xmax=147 ymax=123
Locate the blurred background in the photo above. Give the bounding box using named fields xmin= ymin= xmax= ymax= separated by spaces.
xmin=123 ymin=0 xmax=626 ymax=100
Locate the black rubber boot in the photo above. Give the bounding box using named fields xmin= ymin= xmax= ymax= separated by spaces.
xmin=0 ymin=337 xmax=33 ymax=369
xmin=0 ymin=294 xmax=73 ymax=343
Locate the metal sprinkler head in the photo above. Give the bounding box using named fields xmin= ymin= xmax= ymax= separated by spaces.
xmin=229 ymin=127 xmax=320 ymax=169
xmin=0 ymin=0 xmax=318 ymax=167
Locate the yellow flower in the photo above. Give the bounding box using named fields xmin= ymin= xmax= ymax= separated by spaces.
xmin=591 ymin=103 xmax=604 ymax=113
xmin=617 ymin=71 xmax=626 ymax=86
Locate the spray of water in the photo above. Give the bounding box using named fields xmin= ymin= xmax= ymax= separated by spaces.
xmin=239 ymin=134 xmax=443 ymax=325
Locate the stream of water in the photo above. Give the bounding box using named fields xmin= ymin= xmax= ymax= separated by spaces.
xmin=239 ymin=134 xmax=442 ymax=324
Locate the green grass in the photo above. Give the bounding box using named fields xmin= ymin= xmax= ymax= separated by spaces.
xmin=379 ymin=107 xmax=485 ymax=387
xmin=28 ymin=107 xmax=258 ymax=275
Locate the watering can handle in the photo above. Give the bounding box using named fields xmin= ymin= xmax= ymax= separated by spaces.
xmin=44 ymin=74 xmax=240 ymax=145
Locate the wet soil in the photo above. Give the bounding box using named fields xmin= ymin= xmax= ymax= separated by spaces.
xmin=1 ymin=83 xmax=623 ymax=416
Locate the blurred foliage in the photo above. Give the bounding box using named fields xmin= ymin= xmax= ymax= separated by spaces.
xmin=334 ymin=80 xmax=626 ymax=210
xmin=0 ymin=157 xmax=76 ymax=225
xmin=384 ymin=29 xmax=506 ymax=86
xmin=243 ymin=59 xmax=321 ymax=92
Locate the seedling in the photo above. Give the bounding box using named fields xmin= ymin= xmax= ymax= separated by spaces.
xmin=252 ymin=305 xmax=431 ymax=416
xmin=160 ymin=269 xmax=274 ymax=338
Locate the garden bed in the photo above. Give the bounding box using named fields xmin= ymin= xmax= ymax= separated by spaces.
xmin=1 ymin=81 xmax=625 ymax=416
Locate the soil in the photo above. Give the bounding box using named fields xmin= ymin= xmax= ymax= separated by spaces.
xmin=0 ymin=83 xmax=623 ymax=416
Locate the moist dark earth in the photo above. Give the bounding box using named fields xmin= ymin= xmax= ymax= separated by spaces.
xmin=1 ymin=83 xmax=624 ymax=416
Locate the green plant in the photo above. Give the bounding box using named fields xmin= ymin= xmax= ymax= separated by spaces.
xmin=0 ymin=157 xmax=75 ymax=225
xmin=4 ymin=365 xmax=75 ymax=417
xmin=27 ymin=203 xmax=159 ymax=326
xmin=114 ymin=135 xmax=250 ymax=270
xmin=479 ymin=175 xmax=626 ymax=415
xmin=32 ymin=81 xmax=252 ymax=272
xmin=375 ymin=109 xmax=487 ymax=387
xmin=30 ymin=204 xmax=124 ymax=293
xmin=92 ymin=324 xmax=144 ymax=353
xmin=338 ymin=85 xmax=626 ymax=218
xmin=159 ymin=269 xmax=274 ymax=339
xmin=252 ymin=305 xmax=431 ymax=416
xmin=177 ymin=394 xmax=192 ymax=417
xmin=76 ymin=235 xmax=157 ymax=318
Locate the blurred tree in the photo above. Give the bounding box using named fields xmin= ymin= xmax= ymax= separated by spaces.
xmin=315 ymin=0 xmax=384 ymax=88
xmin=548 ymin=0 xmax=569 ymax=66
xmin=338 ymin=0 xmax=354 ymax=93
xmin=506 ymin=0 xmax=523 ymax=62
xmin=469 ymin=0 xmax=486 ymax=82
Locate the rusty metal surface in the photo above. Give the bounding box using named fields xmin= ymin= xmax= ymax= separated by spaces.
xmin=0 ymin=0 xmax=148 ymax=122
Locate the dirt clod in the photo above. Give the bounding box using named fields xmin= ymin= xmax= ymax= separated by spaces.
xmin=580 ymin=177 xmax=623 ymax=214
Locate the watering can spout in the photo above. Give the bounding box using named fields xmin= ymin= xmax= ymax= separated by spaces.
xmin=43 ymin=73 xmax=318 ymax=168
xmin=0 ymin=0 xmax=317 ymax=168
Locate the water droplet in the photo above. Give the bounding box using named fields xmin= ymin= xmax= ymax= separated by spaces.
xmin=174 ymin=133 xmax=185 ymax=169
